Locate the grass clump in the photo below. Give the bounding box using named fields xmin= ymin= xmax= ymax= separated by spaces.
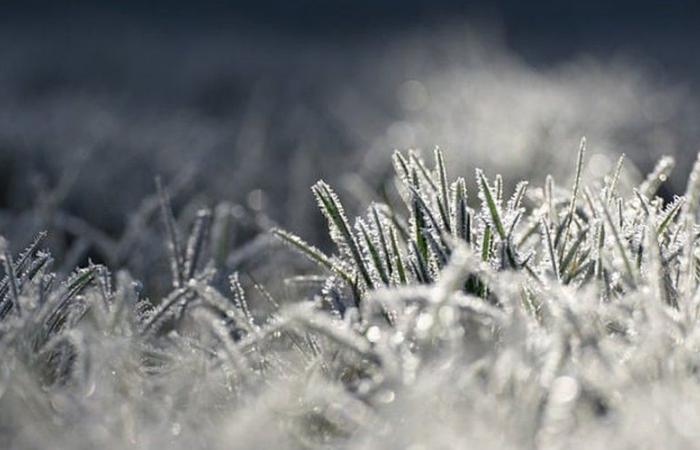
xmin=2 ymin=140 xmax=700 ymax=449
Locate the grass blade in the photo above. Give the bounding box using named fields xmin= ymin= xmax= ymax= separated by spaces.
xmin=680 ymin=152 xmax=700 ymax=303
xmin=476 ymin=169 xmax=506 ymax=239
xmin=560 ymin=137 xmax=586 ymax=256
xmin=452 ymin=177 xmax=470 ymax=244
xmin=156 ymin=177 xmax=185 ymax=289
xmin=540 ymin=219 xmax=560 ymax=282
xmin=313 ymin=181 xmax=374 ymax=290
xmin=600 ymin=196 xmax=637 ymax=285
xmin=434 ymin=148 xmax=452 ymax=233
xmin=639 ymin=155 xmax=675 ymax=198
xmin=271 ymin=228 xmax=354 ymax=288
xmin=357 ymin=219 xmax=389 ymax=285
xmin=183 ymin=209 xmax=212 ymax=281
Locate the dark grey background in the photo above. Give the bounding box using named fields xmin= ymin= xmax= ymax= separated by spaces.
xmin=1 ymin=1 xmax=699 ymax=276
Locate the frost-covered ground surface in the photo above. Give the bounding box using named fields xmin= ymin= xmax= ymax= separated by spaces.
xmin=3 ymin=21 xmax=700 ymax=450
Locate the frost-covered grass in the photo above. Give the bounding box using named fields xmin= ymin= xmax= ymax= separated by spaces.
xmin=3 ymin=139 xmax=700 ymax=449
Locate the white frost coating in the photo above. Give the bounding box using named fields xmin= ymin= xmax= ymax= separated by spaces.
xmin=2 ymin=143 xmax=700 ymax=450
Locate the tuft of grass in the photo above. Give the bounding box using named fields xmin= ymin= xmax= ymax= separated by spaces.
xmin=4 ymin=140 xmax=700 ymax=450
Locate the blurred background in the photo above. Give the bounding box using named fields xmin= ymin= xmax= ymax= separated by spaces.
xmin=1 ymin=0 xmax=699 ymax=287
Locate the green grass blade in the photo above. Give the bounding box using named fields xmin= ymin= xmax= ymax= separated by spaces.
xmin=434 ymin=147 xmax=452 ymax=233
xmin=452 ymin=177 xmax=470 ymax=244
xmin=560 ymin=226 xmax=589 ymax=278
xmin=541 ymin=219 xmax=560 ymax=282
xmin=600 ymin=196 xmax=637 ymax=285
xmin=371 ymin=205 xmax=394 ymax=277
xmin=645 ymin=214 xmax=673 ymax=307
xmin=657 ymin=197 xmax=684 ymax=236
xmin=605 ymin=154 xmax=625 ymax=204
xmin=312 ymin=181 xmax=374 ymax=290
xmin=409 ymin=150 xmax=438 ymax=192
xmin=409 ymin=170 xmax=430 ymax=263
xmin=481 ymin=224 xmax=492 ymax=262
xmin=389 ymin=226 xmax=408 ymax=285
xmin=507 ymin=181 xmax=529 ymax=213
xmin=560 ymin=137 xmax=586 ymax=256
xmin=271 ymin=228 xmax=355 ymax=288
xmin=358 ymin=220 xmax=389 ymax=285
xmin=680 ymin=152 xmax=700 ymax=301
xmin=476 ymin=169 xmax=506 ymax=239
